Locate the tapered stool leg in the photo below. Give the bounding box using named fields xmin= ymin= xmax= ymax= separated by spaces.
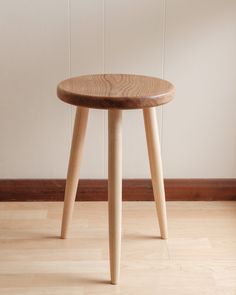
xmin=143 ymin=107 xmax=168 ymax=239
xmin=108 ymin=109 xmax=122 ymax=284
xmin=61 ymin=106 xmax=89 ymax=239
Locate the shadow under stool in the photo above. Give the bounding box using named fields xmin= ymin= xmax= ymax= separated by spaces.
xmin=57 ymin=74 xmax=174 ymax=285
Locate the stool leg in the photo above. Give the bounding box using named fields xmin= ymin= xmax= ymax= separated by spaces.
xmin=108 ymin=109 xmax=122 ymax=285
xmin=143 ymin=107 xmax=168 ymax=239
xmin=61 ymin=106 xmax=89 ymax=239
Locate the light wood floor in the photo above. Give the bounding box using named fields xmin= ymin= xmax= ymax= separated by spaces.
xmin=0 ymin=201 xmax=236 ymax=295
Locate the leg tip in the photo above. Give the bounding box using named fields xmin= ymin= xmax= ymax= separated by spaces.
xmin=111 ymin=273 xmax=119 ymax=285
xmin=111 ymin=279 xmax=119 ymax=285
xmin=61 ymin=230 xmax=68 ymax=239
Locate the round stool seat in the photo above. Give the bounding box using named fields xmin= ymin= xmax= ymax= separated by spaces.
xmin=57 ymin=74 xmax=174 ymax=110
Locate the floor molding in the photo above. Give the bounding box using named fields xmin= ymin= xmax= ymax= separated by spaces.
xmin=0 ymin=179 xmax=236 ymax=201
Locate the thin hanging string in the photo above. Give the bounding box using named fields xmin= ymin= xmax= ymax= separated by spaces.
xmin=161 ymin=0 xmax=167 ymax=152
xmin=102 ymin=0 xmax=107 ymax=178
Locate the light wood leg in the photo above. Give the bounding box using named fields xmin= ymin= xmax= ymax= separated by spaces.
xmin=108 ymin=109 xmax=122 ymax=285
xmin=143 ymin=107 xmax=168 ymax=239
xmin=61 ymin=107 xmax=89 ymax=239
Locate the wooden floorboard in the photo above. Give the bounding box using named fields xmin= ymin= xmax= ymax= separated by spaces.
xmin=0 ymin=201 xmax=236 ymax=294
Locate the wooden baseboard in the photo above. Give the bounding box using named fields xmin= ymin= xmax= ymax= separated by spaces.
xmin=0 ymin=179 xmax=236 ymax=201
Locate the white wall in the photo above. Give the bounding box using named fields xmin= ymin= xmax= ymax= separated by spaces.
xmin=0 ymin=0 xmax=236 ymax=179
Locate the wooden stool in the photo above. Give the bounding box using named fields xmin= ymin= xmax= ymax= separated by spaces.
xmin=57 ymin=74 xmax=174 ymax=284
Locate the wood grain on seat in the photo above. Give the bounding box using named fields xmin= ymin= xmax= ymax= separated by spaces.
xmin=57 ymin=74 xmax=174 ymax=109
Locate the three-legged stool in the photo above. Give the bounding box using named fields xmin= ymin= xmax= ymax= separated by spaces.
xmin=57 ymin=74 xmax=174 ymax=284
